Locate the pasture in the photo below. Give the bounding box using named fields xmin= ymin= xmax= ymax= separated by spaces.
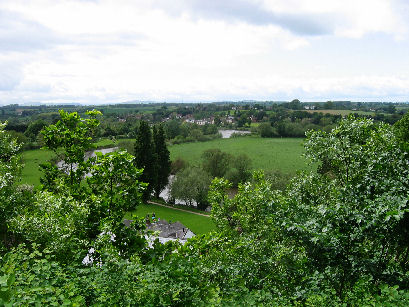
xmin=304 ymin=109 xmax=375 ymax=116
xmin=169 ymin=137 xmax=311 ymax=175
xmin=125 ymin=203 xmax=216 ymax=235
xmin=20 ymin=149 xmax=55 ymax=187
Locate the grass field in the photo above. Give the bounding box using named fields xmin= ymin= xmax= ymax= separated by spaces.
xmin=169 ymin=137 xmax=311 ymax=175
xmin=125 ymin=203 xmax=216 ymax=235
xmin=20 ymin=138 xmax=135 ymax=186
xmin=304 ymin=109 xmax=375 ymax=116
xmin=21 ymin=149 xmax=55 ymax=187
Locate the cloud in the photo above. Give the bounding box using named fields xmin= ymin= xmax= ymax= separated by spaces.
xmin=152 ymin=0 xmax=334 ymax=36
xmin=0 ymin=8 xmax=145 ymax=54
xmin=0 ymin=10 xmax=61 ymax=53
xmin=0 ymin=61 xmax=22 ymax=91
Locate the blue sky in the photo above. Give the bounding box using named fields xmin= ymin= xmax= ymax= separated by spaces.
xmin=1 ymin=0 xmax=409 ymax=104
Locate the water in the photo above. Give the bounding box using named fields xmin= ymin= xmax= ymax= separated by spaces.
xmin=219 ymin=129 xmax=251 ymax=138
xmin=57 ymin=147 xmax=118 ymax=173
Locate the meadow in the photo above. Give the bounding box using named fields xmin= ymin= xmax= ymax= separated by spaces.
xmin=170 ymin=136 xmax=311 ymax=175
xmin=125 ymin=203 xmax=216 ymax=235
xmin=20 ymin=149 xmax=55 ymax=187
xmin=304 ymin=109 xmax=375 ymax=116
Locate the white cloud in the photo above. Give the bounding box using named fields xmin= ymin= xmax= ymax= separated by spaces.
xmin=0 ymin=0 xmax=408 ymax=104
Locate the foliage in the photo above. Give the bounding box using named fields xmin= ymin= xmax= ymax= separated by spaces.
xmin=41 ymin=109 xmax=101 ymax=192
xmin=170 ymin=166 xmax=211 ymax=209
xmin=224 ymin=153 xmax=252 ymax=186
xmin=170 ymin=157 xmax=188 ymax=175
xmin=0 ymin=122 xmax=23 ymax=248
xmin=152 ymin=125 xmax=171 ymax=198
xmin=292 ymin=116 xmax=409 ymax=297
xmin=258 ymin=122 xmax=277 ymax=137
xmin=134 ymin=121 xmax=156 ymax=200
xmin=202 ymin=148 xmax=232 ymax=178
xmin=3 ymin=113 xmax=409 ymax=305
xmin=9 ymin=191 xmax=90 ymax=262
xmin=88 ymin=150 xmax=146 ymax=216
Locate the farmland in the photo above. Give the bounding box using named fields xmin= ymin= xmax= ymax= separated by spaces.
xmin=20 ymin=149 xmax=55 ymax=187
xmin=304 ymin=109 xmax=376 ymax=116
xmin=169 ymin=136 xmax=311 ymax=175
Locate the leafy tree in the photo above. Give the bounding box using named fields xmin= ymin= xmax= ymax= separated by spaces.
xmin=258 ymin=122 xmax=276 ymax=137
xmin=291 ymin=116 xmax=409 ymax=298
xmin=24 ymin=120 xmax=47 ymax=142
xmin=0 ymin=122 xmax=23 ymax=247
xmin=152 ymin=125 xmax=171 ymax=198
xmin=134 ymin=121 xmax=156 ymax=200
xmin=202 ymin=148 xmax=232 ymax=178
xmin=170 ymin=157 xmax=188 ymax=175
xmin=224 ymin=153 xmax=252 ymax=186
xmin=41 ymin=110 xmax=101 ymax=193
xmin=170 ymin=166 xmax=211 ymax=209
xmin=394 ymin=111 xmax=409 ymax=149
xmin=87 ymin=150 xmax=145 ymax=216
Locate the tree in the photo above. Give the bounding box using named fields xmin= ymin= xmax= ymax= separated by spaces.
xmin=0 ymin=122 xmax=23 ymax=246
xmin=170 ymin=166 xmax=211 ymax=209
xmin=152 ymin=125 xmax=171 ymax=198
xmin=87 ymin=150 xmax=145 ymax=216
xmin=225 ymin=153 xmax=252 ymax=186
xmin=291 ymin=116 xmax=409 ymax=298
xmin=24 ymin=120 xmax=47 ymax=142
xmin=258 ymin=122 xmax=276 ymax=137
xmin=41 ymin=109 xmax=101 ymax=193
xmin=202 ymin=148 xmax=232 ymax=178
xmin=134 ymin=121 xmax=156 ymax=200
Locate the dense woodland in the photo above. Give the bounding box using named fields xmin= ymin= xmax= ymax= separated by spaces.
xmin=1 ymin=102 xmax=409 ymax=305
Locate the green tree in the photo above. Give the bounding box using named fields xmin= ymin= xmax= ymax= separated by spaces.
xmin=291 ymin=116 xmax=409 ymax=298
xmin=170 ymin=166 xmax=211 ymax=209
xmin=41 ymin=110 xmax=101 ymax=194
xmin=134 ymin=121 xmax=156 ymax=200
xmin=0 ymin=122 xmax=23 ymax=246
xmin=152 ymin=125 xmax=171 ymax=198
xmin=87 ymin=150 xmax=145 ymax=216
xmin=258 ymin=122 xmax=276 ymax=137
xmin=225 ymin=153 xmax=252 ymax=186
xmin=202 ymin=148 xmax=232 ymax=178
xmin=24 ymin=120 xmax=47 ymax=142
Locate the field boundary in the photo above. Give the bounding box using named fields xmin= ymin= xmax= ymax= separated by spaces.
xmin=147 ymin=201 xmax=210 ymax=218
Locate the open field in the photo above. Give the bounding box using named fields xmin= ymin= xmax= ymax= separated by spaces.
xmin=21 ymin=149 xmax=55 ymax=187
xmin=20 ymin=138 xmax=135 ymax=187
xmin=304 ymin=109 xmax=375 ymax=116
xmin=125 ymin=203 xmax=216 ymax=235
xmin=170 ymin=137 xmax=311 ymax=174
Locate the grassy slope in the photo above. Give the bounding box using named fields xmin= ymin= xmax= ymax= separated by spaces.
xmin=20 ymin=149 xmax=55 ymax=187
xmin=169 ymin=137 xmax=311 ymax=175
xmin=125 ymin=203 xmax=216 ymax=235
xmin=19 ymin=138 xmax=136 ymax=186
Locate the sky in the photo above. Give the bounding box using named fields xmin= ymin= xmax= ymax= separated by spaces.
xmin=1 ymin=0 xmax=409 ymax=105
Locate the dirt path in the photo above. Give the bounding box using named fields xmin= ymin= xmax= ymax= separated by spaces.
xmin=147 ymin=201 xmax=210 ymax=218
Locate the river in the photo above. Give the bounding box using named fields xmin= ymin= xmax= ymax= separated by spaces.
xmin=57 ymin=147 xmax=118 ymax=173
xmin=219 ymin=129 xmax=251 ymax=138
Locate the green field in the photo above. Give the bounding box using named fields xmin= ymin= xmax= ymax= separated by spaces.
xmin=125 ymin=203 xmax=216 ymax=235
xmin=20 ymin=138 xmax=134 ymax=187
xmin=21 ymin=149 xmax=55 ymax=187
xmin=170 ymin=137 xmax=311 ymax=174
xmin=305 ymin=109 xmax=375 ymax=116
